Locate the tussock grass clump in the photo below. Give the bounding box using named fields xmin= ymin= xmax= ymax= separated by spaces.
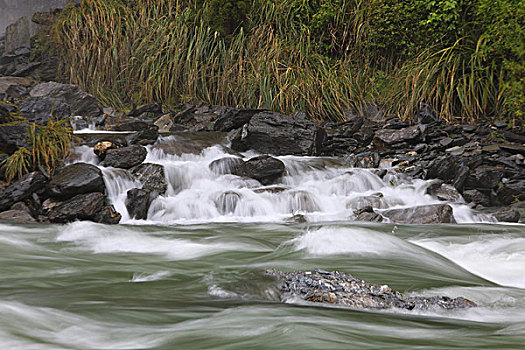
xmin=51 ymin=0 xmax=521 ymax=123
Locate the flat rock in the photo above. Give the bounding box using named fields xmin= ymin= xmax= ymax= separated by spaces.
xmin=373 ymin=125 xmax=424 ymax=149
xmin=47 ymin=163 xmax=105 ymax=199
xmin=265 ymin=269 xmax=476 ymax=310
xmin=383 ymin=204 xmax=456 ymax=224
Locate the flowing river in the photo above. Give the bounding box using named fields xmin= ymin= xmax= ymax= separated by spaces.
xmin=1 ymin=136 xmax=524 ymax=349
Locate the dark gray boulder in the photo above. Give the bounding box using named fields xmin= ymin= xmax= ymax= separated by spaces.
xmin=18 ymin=96 xmax=71 ymax=124
xmin=103 ymin=145 xmax=147 ymax=169
xmin=463 ymin=189 xmax=491 ymax=207
xmin=373 ymin=125 xmax=424 ymax=149
xmin=103 ymin=117 xmax=153 ymax=131
xmin=0 ymin=209 xmax=37 ymax=223
xmin=0 ymin=124 xmax=29 ymax=154
xmin=426 ymin=181 xmax=461 ymax=202
xmin=229 ymin=112 xmax=325 ymax=156
xmin=243 ymin=155 xmax=285 ymax=185
xmin=125 ymin=125 xmax=159 ymax=146
xmin=125 ymin=188 xmax=158 ymax=220
xmin=209 ymin=157 xmax=245 ymax=175
xmin=213 ymin=108 xmax=260 ymax=132
xmin=130 ymin=163 xmax=167 ymax=194
xmin=48 ymin=192 xmax=106 ymax=223
xmin=47 ymin=163 xmax=105 ymax=199
xmin=383 ymin=204 xmax=456 ymax=224
xmin=93 ymin=205 xmax=122 ymax=224
xmin=490 ymin=207 xmax=520 ymax=223
xmin=497 ymin=179 xmax=525 ymax=205
xmin=465 ymin=166 xmax=504 ymax=190
xmin=0 ymin=171 xmax=46 ymax=211
xmin=29 ymin=82 xmax=101 ymax=118
xmin=265 ymin=269 xmax=476 ymax=310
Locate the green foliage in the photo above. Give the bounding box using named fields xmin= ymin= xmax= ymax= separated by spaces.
xmin=1 ymin=118 xmax=72 ymax=183
xmin=49 ymin=0 xmax=523 ymax=123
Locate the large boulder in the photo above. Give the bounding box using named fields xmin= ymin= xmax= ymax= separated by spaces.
xmin=464 ymin=166 xmax=504 ymax=190
xmin=383 ymin=204 xmax=456 ymax=224
xmin=130 ymin=163 xmax=167 ymax=194
xmin=229 ymin=112 xmax=325 ymax=156
xmin=126 ymin=125 xmax=159 ymax=145
xmin=103 ymin=145 xmax=147 ymax=169
xmin=125 ymin=188 xmax=158 ymax=220
xmin=243 ymin=155 xmax=285 ymax=185
xmin=0 ymin=171 xmax=46 ymax=211
xmin=18 ymin=96 xmax=71 ymax=124
xmin=213 ymin=108 xmax=260 ymax=132
xmin=48 ymin=192 xmax=105 ymax=223
xmin=47 ymin=163 xmax=105 ymax=199
xmin=209 ymin=157 xmax=245 ymax=175
xmin=29 ymin=82 xmax=101 ymax=117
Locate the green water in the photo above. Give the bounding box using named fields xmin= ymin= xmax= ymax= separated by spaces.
xmin=1 ymin=221 xmax=524 ymax=349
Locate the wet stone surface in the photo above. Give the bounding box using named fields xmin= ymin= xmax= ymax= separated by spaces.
xmin=265 ymin=269 xmax=476 ymax=310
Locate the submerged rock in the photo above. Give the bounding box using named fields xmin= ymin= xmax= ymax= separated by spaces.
xmin=383 ymin=204 xmax=456 ymax=224
xmin=265 ymin=269 xmax=476 ymax=310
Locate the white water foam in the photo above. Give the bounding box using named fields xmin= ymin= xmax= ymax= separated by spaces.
xmin=72 ymin=138 xmax=487 ymax=225
xmin=412 ymin=235 xmax=525 ymax=289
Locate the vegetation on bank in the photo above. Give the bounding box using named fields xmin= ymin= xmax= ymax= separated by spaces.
xmin=50 ymin=0 xmax=524 ymax=123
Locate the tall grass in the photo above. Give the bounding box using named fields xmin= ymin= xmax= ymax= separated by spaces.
xmin=51 ymin=0 xmax=507 ymax=122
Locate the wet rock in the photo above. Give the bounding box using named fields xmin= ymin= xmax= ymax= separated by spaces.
xmin=213 ymin=108 xmax=260 ymax=132
xmin=265 ymin=269 xmax=476 ymax=310
xmin=47 ymin=163 xmax=105 ymax=199
xmin=127 ymin=103 xmax=163 ymax=118
xmin=94 ymin=141 xmax=121 ymax=160
xmin=463 ymin=189 xmax=491 ymax=207
xmin=243 ymin=155 xmax=285 ymax=185
xmin=287 ymin=213 xmax=308 ymax=223
xmin=288 ymin=190 xmax=320 ymax=212
xmin=426 ymin=181 xmax=461 ymax=202
xmin=346 ymin=152 xmax=380 ymax=168
xmin=103 ymin=117 xmax=152 ymax=131
xmin=383 ymin=204 xmax=456 ymax=224
xmin=355 ymin=207 xmax=383 ymax=222
xmin=215 ymin=191 xmax=241 ymax=215
xmin=209 ymin=157 xmax=245 ymax=176
xmin=373 ymin=125 xmax=424 ymax=149
xmin=94 ymin=205 xmax=122 ymax=224
xmin=48 ymin=192 xmax=106 ymax=223
xmin=151 ymin=137 xmax=208 ymax=156
xmin=465 ymin=166 xmax=504 ymax=190
xmin=103 ymin=145 xmax=147 ymax=169
xmin=490 ymin=207 xmax=521 ymax=223
xmin=0 ymin=209 xmax=37 ymax=223
xmin=497 ymin=179 xmax=525 ymax=205
xmin=126 ymin=125 xmax=159 ymax=145
xmin=230 ymin=112 xmax=325 ymax=156
xmin=125 ymin=188 xmax=158 ymax=220
xmin=29 ymin=82 xmax=101 ymax=118
xmin=0 ymin=171 xmax=46 ymax=211
xmin=130 ymin=163 xmax=167 ymax=194
xmin=347 ymin=194 xmax=387 ymax=210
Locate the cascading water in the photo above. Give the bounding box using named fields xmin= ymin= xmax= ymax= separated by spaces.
xmin=73 ymin=136 xmax=488 ymax=225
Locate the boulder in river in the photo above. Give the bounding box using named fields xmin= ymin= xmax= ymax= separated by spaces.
xmin=265 ymin=269 xmax=476 ymax=310
xmin=126 ymin=125 xmax=159 ymax=146
xmin=243 ymin=155 xmax=285 ymax=185
xmin=229 ymin=112 xmax=325 ymax=156
xmin=209 ymin=157 xmax=246 ymax=176
xmin=47 ymin=163 xmax=105 ymax=199
xmin=0 ymin=171 xmax=46 ymax=211
xmin=103 ymin=145 xmax=147 ymax=169
xmin=383 ymin=204 xmax=456 ymax=224
xmin=130 ymin=163 xmax=167 ymax=194
xmin=48 ymin=192 xmax=109 ymax=223
xmin=125 ymin=188 xmax=158 ymax=220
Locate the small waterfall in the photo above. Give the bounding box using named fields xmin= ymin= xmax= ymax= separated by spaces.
xmin=73 ymin=138 xmax=486 ymax=224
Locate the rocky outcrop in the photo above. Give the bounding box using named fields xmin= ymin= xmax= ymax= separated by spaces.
xmin=102 ymin=145 xmax=147 ymax=169
xmin=229 ymin=112 xmax=325 ymax=156
xmin=265 ymin=269 xmax=476 ymax=310
xmin=243 ymin=155 xmax=285 ymax=185
xmin=383 ymin=204 xmax=456 ymax=224
xmin=47 ymin=163 xmax=105 ymax=199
